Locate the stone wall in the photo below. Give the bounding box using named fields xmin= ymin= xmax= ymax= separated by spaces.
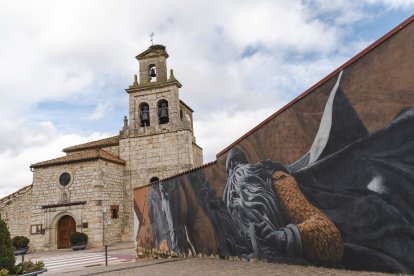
xmin=128 ymin=85 xmax=181 ymax=131
xmin=120 ymin=130 xmax=195 ymax=189
xmin=192 ymin=143 xmax=203 ymax=167
xmin=101 ymin=145 xmax=120 ymax=157
xmin=0 ymin=185 xmax=32 ymax=242
xmin=100 ymin=160 xmax=126 ymax=245
xmin=27 ymin=159 xmax=126 ymax=250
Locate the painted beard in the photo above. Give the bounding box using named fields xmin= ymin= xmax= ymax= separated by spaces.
xmin=224 ymin=160 xmax=288 ymax=254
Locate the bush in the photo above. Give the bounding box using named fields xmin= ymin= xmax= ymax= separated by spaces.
xmin=0 ymin=268 xmax=9 ymax=276
xmin=12 ymin=236 xmax=30 ymax=249
xmin=14 ymin=260 xmax=44 ymax=275
xmin=0 ymin=219 xmax=15 ymax=273
xmin=69 ymin=232 xmax=88 ymax=245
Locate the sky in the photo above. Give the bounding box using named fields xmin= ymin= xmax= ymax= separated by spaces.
xmin=0 ymin=0 xmax=413 ymax=198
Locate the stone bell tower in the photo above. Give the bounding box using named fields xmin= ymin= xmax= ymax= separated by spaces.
xmin=119 ymin=44 xmax=203 ymax=189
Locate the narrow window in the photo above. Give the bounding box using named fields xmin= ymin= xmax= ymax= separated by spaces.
xmin=110 ymin=205 xmax=119 ymax=219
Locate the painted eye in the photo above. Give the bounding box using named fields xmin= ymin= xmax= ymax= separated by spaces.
xmin=231 ymin=191 xmax=240 ymax=205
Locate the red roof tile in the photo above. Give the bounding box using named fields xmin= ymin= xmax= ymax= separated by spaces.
xmin=63 ymin=136 xmax=119 ymax=153
xmin=31 ymin=149 xmax=125 ymax=168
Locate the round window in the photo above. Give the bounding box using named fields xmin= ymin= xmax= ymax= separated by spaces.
xmin=59 ymin=172 xmax=71 ymax=186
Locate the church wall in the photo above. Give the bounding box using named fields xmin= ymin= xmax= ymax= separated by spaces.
xmin=27 ymin=159 xmax=125 ymax=250
xmin=0 ymin=187 xmax=32 ymax=243
xmin=30 ymin=162 xmax=100 ymax=250
xmin=128 ymin=85 xmax=181 ymax=131
xmin=133 ymin=19 xmax=414 ymax=274
xmin=192 ymin=143 xmax=203 ymax=167
xmin=101 ymin=145 xmax=119 ymax=156
xmin=120 ymin=129 xmax=195 ymax=189
xmin=100 ymin=160 xmax=126 ymax=245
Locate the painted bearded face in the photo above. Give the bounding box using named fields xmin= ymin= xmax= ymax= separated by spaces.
xmin=223 ymin=148 xmax=288 ymax=248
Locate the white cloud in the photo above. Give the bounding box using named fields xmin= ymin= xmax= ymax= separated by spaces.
xmin=195 ymin=107 xmax=282 ymax=162
xmin=364 ymin=0 xmax=414 ymax=9
xmin=87 ymin=102 xmax=113 ymax=120
xmin=0 ymin=119 xmax=110 ymax=198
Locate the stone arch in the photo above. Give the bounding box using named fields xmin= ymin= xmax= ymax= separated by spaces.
xmin=50 ymin=212 xmax=78 ymax=249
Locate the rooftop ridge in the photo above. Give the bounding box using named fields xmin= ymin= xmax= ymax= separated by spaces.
xmin=0 ymin=184 xmax=32 ymax=204
xmin=31 ymin=149 xmax=125 ymax=168
xmin=63 ymin=135 xmax=119 ymax=153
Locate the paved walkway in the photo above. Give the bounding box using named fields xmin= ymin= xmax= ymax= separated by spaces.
xmin=23 ymin=241 xmax=136 ymax=275
xmin=63 ymin=258 xmax=399 ymax=276
xmin=22 ymin=243 xmax=403 ymax=276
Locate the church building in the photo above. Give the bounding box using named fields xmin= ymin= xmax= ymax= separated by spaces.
xmin=0 ymin=44 xmax=203 ymax=250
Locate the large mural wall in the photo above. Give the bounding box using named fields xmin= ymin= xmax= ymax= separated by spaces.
xmin=134 ymin=18 xmax=414 ymax=274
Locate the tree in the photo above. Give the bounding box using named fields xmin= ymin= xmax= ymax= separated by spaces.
xmin=0 ymin=218 xmax=15 ymax=272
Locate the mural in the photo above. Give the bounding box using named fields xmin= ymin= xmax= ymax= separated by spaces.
xmin=134 ymin=22 xmax=414 ymax=274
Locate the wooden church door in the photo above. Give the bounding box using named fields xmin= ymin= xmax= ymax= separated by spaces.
xmin=57 ymin=215 xmax=76 ymax=249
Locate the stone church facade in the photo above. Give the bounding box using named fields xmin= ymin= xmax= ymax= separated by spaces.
xmin=0 ymin=44 xmax=203 ymax=251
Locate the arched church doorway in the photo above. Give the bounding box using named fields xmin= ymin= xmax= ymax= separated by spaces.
xmin=57 ymin=215 xmax=76 ymax=249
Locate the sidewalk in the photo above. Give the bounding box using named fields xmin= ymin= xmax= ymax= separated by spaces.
xmin=57 ymin=257 xmax=399 ymax=276
xmin=22 ymin=243 xmax=403 ymax=276
xmin=25 ymin=241 xmax=135 ymax=260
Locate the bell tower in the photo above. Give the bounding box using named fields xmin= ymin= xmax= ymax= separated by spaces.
xmin=119 ymin=44 xmax=203 ymax=189
xmin=136 ymin=44 xmax=168 ymax=84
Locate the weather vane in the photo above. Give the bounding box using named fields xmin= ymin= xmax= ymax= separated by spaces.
xmin=150 ymin=32 xmax=155 ymax=45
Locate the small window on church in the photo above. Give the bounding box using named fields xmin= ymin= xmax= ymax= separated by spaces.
xmin=149 ymin=64 xmax=157 ymax=82
xmin=139 ymin=102 xmax=150 ymax=127
xmin=59 ymin=172 xmax=71 ymax=187
xmin=150 ymin=177 xmax=159 ymax=183
xmin=110 ymin=205 xmax=119 ymax=219
xmin=158 ymin=100 xmax=169 ymax=124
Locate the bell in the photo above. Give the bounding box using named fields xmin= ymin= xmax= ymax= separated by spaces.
xmin=141 ymin=111 xmax=149 ymax=121
xmin=160 ymin=108 xmax=168 ymax=119
xmin=141 ymin=106 xmax=150 ymax=126
xmin=159 ymin=106 xmax=169 ymax=123
xmin=149 ymin=68 xmax=156 ymax=78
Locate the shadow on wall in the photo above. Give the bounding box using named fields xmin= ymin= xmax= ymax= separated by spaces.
xmin=135 ymin=70 xmax=414 ymax=274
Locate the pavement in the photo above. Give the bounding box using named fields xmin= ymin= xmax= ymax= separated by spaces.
xmin=21 ymin=243 xmax=403 ymax=276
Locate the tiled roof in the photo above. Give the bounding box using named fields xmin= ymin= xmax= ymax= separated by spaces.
xmin=0 ymin=184 xmax=32 ymax=204
xmin=30 ymin=149 xmax=125 ymax=168
xmin=63 ymin=136 xmax=119 ymax=153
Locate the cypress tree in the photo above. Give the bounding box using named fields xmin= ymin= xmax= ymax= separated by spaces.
xmin=0 ymin=218 xmax=15 ymax=272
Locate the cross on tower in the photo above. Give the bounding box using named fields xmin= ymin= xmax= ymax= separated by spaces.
xmin=150 ymin=32 xmax=155 ymax=45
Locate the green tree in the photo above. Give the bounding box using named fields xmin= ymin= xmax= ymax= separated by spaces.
xmin=0 ymin=218 xmax=15 ymax=272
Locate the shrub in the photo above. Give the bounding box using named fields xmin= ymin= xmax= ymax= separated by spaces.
xmin=12 ymin=236 xmax=30 ymax=249
xmin=0 ymin=219 xmax=15 ymax=273
xmin=0 ymin=268 xmax=9 ymax=276
xmin=14 ymin=260 xmax=44 ymax=275
xmin=69 ymin=232 xmax=88 ymax=245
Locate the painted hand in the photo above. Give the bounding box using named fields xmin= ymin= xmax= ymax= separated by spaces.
xmin=253 ymin=221 xmax=286 ymax=253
